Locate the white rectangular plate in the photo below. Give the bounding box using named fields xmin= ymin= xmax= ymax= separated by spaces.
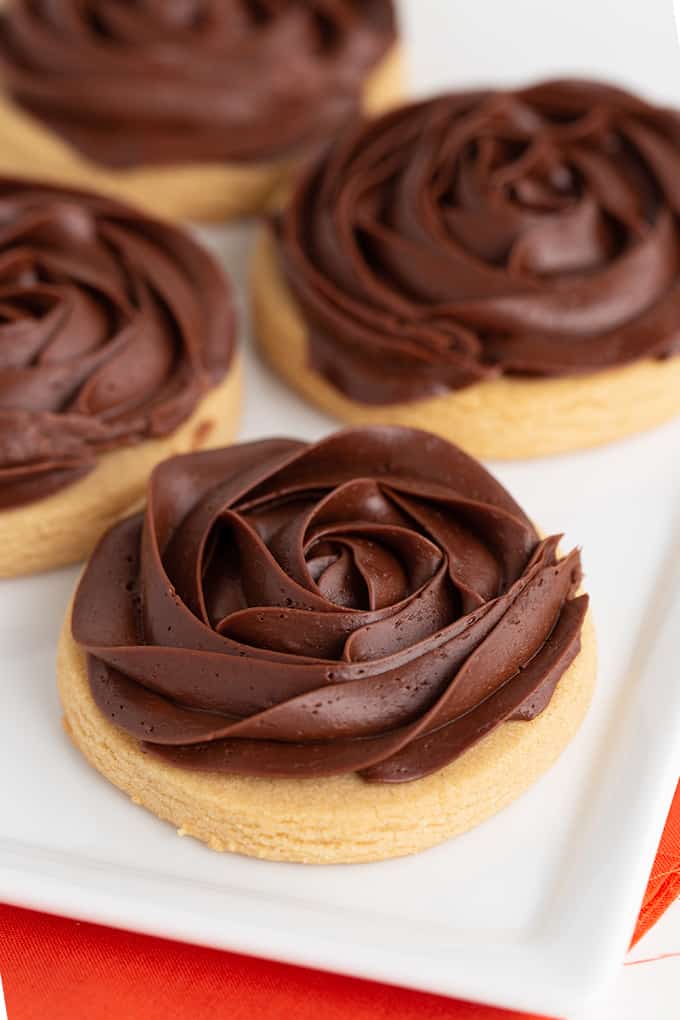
xmin=1 ymin=224 xmax=680 ymax=1019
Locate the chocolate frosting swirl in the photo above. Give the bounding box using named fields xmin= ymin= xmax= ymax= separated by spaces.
xmin=0 ymin=178 xmax=234 ymax=509
xmin=72 ymin=427 xmax=587 ymax=784
xmin=0 ymin=0 xmax=396 ymax=167
xmin=277 ymin=80 xmax=680 ymax=403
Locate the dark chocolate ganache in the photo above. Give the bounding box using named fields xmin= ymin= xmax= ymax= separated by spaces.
xmin=0 ymin=178 xmax=234 ymax=509
xmin=0 ymin=0 xmax=397 ymax=167
xmin=72 ymin=427 xmax=588 ymax=784
xmin=276 ymin=80 xmax=680 ymax=404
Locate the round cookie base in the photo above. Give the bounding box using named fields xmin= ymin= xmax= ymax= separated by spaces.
xmin=252 ymin=229 xmax=680 ymax=460
xmin=57 ymin=607 xmax=596 ymax=864
xmin=0 ymin=45 xmax=403 ymax=222
xmin=0 ymin=357 xmax=241 ymax=577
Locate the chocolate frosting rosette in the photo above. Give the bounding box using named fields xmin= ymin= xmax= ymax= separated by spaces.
xmin=71 ymin=428 xmax=589 ymax=786
xmin=0 ymin=178 xmax=238 ymax=576
xmin=0 ymin=0 xmax=397 ymax=166
xmin=257 ymin=80 xmax=680 ymax=457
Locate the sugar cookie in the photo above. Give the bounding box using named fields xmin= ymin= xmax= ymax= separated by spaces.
xmin=0 ymin=2 xmax=402 ymax=221
xmin=0 ymin=178 xmax=239 ymax=575
xmin=60 ymin=428 xmax=596 ymax=862
xmin=256 ymin=82 xmax=680 ymax=458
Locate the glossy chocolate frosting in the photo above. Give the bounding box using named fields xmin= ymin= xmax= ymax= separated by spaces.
xmin=0 ymin=178 xmax=234 ymax=509
xmin=276 ymin=80 xmax=680 ymax=403
xmin=0 ymin=0 xmax=396 ymax=168
xmin=72 ymin=427 xmax=587 ymax=784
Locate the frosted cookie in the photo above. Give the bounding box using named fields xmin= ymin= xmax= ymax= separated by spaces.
xmin=59 ymin=427 xmax=596 ymax=863
xmin=0 ymin=178 xmax=239 ymax=577
xmin=254 ymin=81 xmax=680 ymax=458
xmin=0 ymin=0 xmax=402 ymax=222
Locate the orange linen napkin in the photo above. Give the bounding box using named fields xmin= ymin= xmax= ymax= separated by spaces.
xmin=1 ymin=781 xmax=678 ymax=1020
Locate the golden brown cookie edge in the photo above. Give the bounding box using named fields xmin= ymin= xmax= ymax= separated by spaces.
xmin=0 ymin=357 xmax=241 ymax=577
xmin=251 ymin=228 xmax=680 ymax=459
xmin=0 ymin=45 xmax=404 ymax=222
xmin=57 ymin=593 xmax=596 ymax=864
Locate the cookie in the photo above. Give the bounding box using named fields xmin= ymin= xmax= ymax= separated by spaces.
xmin=59 ymin=427 xmax=596 ymax=862
xmin=255 ymin=81 xmax=680 ymax=458
xmin=0 ymin=178 xmax=239 ymax=576
xmin=0 ymin=1 xmax=402 ymax=222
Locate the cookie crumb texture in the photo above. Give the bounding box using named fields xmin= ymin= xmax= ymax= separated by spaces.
xmin=58 ymin=608 xmax=596 ymax=864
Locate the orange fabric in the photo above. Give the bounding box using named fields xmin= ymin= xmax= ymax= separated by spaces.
xmin=0 ymin=906 xmax=541 ymax=1020
xmin=631 ymin=781 xmax=680 ymax=946
xmin=0 ymin=781 xmax=678 ymax=1020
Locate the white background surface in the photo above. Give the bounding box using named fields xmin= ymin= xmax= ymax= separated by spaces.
xmin=1 ymin=1 xmax=679 ymax=1017
xmin=401 ymin=0 xmax=680 ymax=104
